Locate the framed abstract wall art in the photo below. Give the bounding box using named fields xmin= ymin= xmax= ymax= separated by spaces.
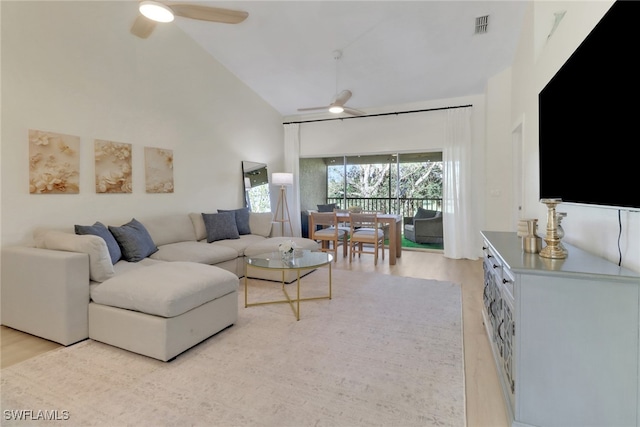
xmin=29 ymin=129 xmax=80 ymax=194
xmin=144 ymin=147 xmax=174 ymax=193
xmin=94 ymin=139 xmax=132 ymax=193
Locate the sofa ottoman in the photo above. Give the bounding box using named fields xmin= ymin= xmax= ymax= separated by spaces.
xmin=89 ymin=262 xmax=238 ymax=361
xmin=243 ymin=237 xmax=320 ymax=283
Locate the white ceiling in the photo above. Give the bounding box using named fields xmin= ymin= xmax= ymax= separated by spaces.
xmin=167 ymin=1 xmax=529 ymax=117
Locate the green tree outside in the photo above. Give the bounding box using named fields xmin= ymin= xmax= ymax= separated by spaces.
xmin=328 ymin=159 xmax=442 ymax=204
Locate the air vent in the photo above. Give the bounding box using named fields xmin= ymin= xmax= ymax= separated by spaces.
xmin=475 ymin=15 xmax=489 ymax=34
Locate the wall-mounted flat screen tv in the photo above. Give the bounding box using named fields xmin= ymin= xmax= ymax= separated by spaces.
xmin=538 ymin=0 xmax=640 ymax=210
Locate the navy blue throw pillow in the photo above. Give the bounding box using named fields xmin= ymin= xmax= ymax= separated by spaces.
xmin=108 ymin=218 xmax=158 ymax=262
xmin=202 ymin=212 xmax=240 ymax=243
xmin=218 ymin=207 xmax=251 ymax=235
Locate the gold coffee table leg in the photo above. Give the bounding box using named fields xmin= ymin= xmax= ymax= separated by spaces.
xmin=329 ymin=262 xmax=332 ymax=299
xmin=297 ymin=269 xmax=301 ymax=320
xmin=281 ymin=270 xmax=301 ymax=321
xmin=244 ymin=263 xmax=248 ymax=308
xmin=245 ymin=252 xmax=333 ymax=320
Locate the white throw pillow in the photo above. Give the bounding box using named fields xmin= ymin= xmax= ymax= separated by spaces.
xmin=42 ymin=231 xmax=115 ymax=282
xmin=249 ymin=212 xmax=273 ymax=237
xmin=189 ymin=212 xmax=207 ymax=241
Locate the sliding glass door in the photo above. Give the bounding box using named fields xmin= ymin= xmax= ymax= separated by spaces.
xmin=344 ymin=154 xmax=395 ymax=213
xmin=317 ymin=151 xmax=442 ymax=217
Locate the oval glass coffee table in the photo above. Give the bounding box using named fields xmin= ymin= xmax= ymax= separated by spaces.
xmin=244 ymin=250 xmax=333 ymax=320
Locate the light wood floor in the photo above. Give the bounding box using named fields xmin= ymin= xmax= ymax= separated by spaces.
xmin=0 ymin=249 xmax=509 ymax=427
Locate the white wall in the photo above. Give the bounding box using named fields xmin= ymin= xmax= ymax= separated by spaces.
xmin=507 ymin=0 xmax=639 ymax=272
xmin=484 ymin=67 xmax=514 ymax=231
xmin=0 ymin=1 xmax=284 ymax=247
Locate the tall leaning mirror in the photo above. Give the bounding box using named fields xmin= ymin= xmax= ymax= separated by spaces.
xmin=242 ymin=161 xmax=271 ymax=212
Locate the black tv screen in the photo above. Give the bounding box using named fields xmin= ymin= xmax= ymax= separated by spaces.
xmin=538 ymin=0 xmax=640 ymax=210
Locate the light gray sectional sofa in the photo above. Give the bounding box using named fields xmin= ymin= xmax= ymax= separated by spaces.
xmin=1 ymin=211 xmax=319 ymax=361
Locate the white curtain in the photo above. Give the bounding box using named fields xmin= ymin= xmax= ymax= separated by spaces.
xmin=283 ymin=123 xmax=302 ymax=237
xmin=442 ymin=107 xmax=479 ymax=260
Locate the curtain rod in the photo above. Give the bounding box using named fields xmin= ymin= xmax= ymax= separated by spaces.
xmin=282 ymin=103 xmax=472 ymax=125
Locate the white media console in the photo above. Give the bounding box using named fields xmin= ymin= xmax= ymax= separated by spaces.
xmin=481 ymin=231 xmax=640 ymax=427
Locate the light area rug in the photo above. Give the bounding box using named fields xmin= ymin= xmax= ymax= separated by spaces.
xmin=1 ymin=269 xmax=465 ymax=427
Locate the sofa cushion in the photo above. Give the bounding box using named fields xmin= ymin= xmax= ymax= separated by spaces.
xmin=109 ymin=218 xmax=158 ymax=262
xmin=211 ymin=234 xmax=267 ymax=257
xmin=249 ymin=212 xmax=273 ymax=237
xmin=218 ymin=208 xmax=251 ymax=235
xmin=90 ymin=262 xmax=238 ymax=318
xmin=202 ymin=212 xmax=239 ymax=243
xmin=33 ymin=226 xmax=73 ymax=248
xmin=139 ymin=215 xmax=197 ymax=246
xmin=113 ymin=257 xmax=164 ymax=277
xmin=42 ymin=231 xmax=115 ymax=282
xmin=74 ymin=222 xmax=122 ymax=264
xmin=149 ymin=241 xmax=238 ymax=264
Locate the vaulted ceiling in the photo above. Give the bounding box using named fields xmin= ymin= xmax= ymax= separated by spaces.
xmin=149 ymin=1 xmax=529 ymax=117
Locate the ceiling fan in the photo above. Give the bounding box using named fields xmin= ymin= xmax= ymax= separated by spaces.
xmin=297 ymin=50 xmax=365 ymax=116
xmin=131 ymin=1 xmax=248 ymax=39
xmin=297 ymin=90 xmax=364 ymax=116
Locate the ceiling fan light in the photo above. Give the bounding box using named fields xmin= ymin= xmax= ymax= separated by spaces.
xmin=139 ymin=1 xmax=174 ymax=23
xmin=329 ymin=106 xmax=344 ymax=114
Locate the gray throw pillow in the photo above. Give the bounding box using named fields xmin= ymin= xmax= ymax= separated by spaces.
xmin=202 ymin=212 xmax=240 ymax=243
xmin=108 ymin=218 xmax=158 ymax=262
xmin=317 ymin=203 xmax=337 ymax=212
xmin=74 ymin=221 xmax=122 ymax=264
xmin=218 ymin=207 xmax=251 ymax=235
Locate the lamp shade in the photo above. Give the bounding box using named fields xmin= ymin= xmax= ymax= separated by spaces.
xmin=272 ymin=172 xmax=293 ymax=186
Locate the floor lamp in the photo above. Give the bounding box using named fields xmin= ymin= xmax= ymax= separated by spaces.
xmin=272 ymin=172 xmax=294 ymax=237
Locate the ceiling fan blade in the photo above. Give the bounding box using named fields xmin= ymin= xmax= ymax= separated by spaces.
xmin=131 ymin=14 xmax=157 ymax=38
xmin=297 ymin=106 xmax=331 ymax=112
xmin=343 ymin=107 xmax=365 ymax=116
xmin=167 ymin=3 xmax=248 ymax=24
xmin=333 ymin=90 xmax=352 ymax=106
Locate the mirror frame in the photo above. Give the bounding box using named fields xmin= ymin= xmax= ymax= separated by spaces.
xmin=242 ymin=161 xmax=270 ymax=211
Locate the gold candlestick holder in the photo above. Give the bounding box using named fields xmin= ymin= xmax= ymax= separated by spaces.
xmin=539 ymin=198 xmax=568 ymax=259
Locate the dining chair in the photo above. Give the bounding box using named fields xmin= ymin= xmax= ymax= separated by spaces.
xmin=333 ymin=208 xmax=352 ymax=235
xmin=360 ymin=209 xmax=389 ymax=239
xmin=349 ymin=212 xmax=385 ymax=265
xmin=310 ymin=211 xmax=348 ymax=262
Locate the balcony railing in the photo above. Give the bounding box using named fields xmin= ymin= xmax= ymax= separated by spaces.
xmin=326 ymin=197 xmax=441 ymax=220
